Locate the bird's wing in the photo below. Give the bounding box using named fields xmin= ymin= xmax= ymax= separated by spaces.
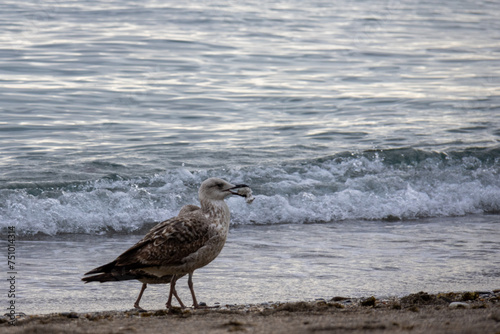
xmin=113 ymin=214 xmax=212 ymax=269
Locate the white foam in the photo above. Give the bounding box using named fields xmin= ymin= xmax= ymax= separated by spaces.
xmin=2 ymin=153 xmax=500 ymax=235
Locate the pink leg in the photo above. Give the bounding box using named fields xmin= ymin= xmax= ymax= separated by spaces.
xmin=172 ymin=285 xmax=186 ymax=308
xmin=188 ymin=272 xmax=218 ymax=309
xmin=187 ymin=272 xmax=199 ymax=308
xmin=166 ymin=275 xmax=187 ymax=309
xmin=166 ymin=276 xmax=178 ymax=309
xmin=134 ymin=283 xmax=147 ymax=310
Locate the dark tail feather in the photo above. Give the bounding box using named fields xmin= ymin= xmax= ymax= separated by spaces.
xmin=84 ymin=261 xmax=117 ymax=276
xmin=82 ymin=273 xmax=120 ymax=283
xmin=82 ymin=260 xmax=123 ymax=283
xmin=82 ymin=260 xmax=137 ymax=283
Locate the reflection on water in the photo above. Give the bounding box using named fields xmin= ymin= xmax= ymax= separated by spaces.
xmin=1 ymin=0 xmax=499 ymax=176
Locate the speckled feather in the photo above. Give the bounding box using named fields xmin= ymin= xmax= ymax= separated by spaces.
xmin=115 ymin=214 xmax=214 ymax=269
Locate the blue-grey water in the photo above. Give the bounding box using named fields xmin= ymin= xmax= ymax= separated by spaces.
xmin=1 ymin=0 xmax=499 ymax=314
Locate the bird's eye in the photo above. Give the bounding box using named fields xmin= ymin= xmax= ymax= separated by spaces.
xmin=215 ymin=182 xmax=224 ymax=188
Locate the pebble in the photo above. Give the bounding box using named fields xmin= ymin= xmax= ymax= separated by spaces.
xmin=449 ymin=302 xmax=470 ymax=309
xmin=59 ymin=312 xmax=79 ymax=318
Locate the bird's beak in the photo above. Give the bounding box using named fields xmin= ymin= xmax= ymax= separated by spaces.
xmin=227 ymin=184 xmax=249 ymax=197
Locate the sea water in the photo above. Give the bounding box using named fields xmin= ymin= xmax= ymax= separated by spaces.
xmin=1 ymin=0 xmax=499 ymax=314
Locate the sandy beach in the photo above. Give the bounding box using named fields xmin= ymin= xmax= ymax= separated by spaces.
xmin=3 ymin=291 xmax=499 ymax=334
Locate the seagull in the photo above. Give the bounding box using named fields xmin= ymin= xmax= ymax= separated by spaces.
xmin=82 ymin=178 xmax=250 ymax=310
xmin=131 ymin=204 xmax=202 ymax=310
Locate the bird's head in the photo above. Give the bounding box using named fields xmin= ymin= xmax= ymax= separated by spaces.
xmin=199 ymin=178 xmax=249 ymax=201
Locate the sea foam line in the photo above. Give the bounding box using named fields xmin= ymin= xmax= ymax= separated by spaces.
xmin=1 ymin=150 xmax=499 ymax=235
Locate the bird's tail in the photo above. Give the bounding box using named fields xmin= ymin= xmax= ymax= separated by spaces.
xmin=83 ymin=261 xmax=116 ymax=276
xmin=81 ymin=272 xmax=120 ymax=283
xmin=82 ymin=260 xmax=135 ymax=283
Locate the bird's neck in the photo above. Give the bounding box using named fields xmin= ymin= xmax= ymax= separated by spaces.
xmin=200 ymin=199 xmax=231 ymax=226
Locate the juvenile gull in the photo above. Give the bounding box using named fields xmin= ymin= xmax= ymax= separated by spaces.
xmin=131 ymin=204 xmax=201 ymax=310
xmin=82 ymin=178 xmax=250 ymax=309
xmin=129 ymin=205 xmax=201 ymax=310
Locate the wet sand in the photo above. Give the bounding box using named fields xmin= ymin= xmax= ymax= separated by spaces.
xmin=2 ymin=291 xmax=499 ymax=334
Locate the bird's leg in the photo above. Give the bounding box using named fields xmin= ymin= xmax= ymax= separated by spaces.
xmin=171 ymin=285 xmax=186 ymax=308
xmin=187 ymin=272 xmax=219 ymax=309
xmin=187 ymin=272 xmax=200 ymax=308
xmin=165 ymin=275 xmax=187 ymax=309
xmin=134 ymin=283 xmax=147 ymax=311
xmin=187 ymin=272 xmax=217 ymax=309
xmin=166 ymin=275 xmax=178 ymax=309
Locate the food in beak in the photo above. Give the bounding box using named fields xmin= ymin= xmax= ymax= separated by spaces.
xmin=230 ymin=186 xmax=255 ymax=204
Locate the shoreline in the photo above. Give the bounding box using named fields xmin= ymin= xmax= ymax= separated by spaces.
xmin=3 ymin=291 xmax=499 ymax=334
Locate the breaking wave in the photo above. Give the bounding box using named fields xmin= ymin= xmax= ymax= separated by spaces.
xmin=2 ymin=147 xmax=499 ymax=236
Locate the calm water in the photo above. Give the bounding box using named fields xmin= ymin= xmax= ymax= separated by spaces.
xmin=1 ymin=0 xmax=499 ymax=314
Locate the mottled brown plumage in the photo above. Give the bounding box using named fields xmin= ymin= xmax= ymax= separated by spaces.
xmin=82 ymin=178 xmax=249 ymax=309
xmin=118 ymin=204 xmax=201 ymax=310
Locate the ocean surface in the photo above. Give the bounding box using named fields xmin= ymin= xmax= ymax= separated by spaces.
xmin=1 ymin=0 xmax=499 ymax=315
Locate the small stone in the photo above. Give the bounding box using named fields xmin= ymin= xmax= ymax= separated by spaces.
xmin=60 ymin=312 xmax=79 ymax=319
xmin=330 ymin=296 xmax=349 ymax=302
xmin=449 ymin=302 xmax=470 ymax=309
xmin=329 ymin=302 xmax=345 ymax=309
xmin=361 ymin=296 xmax=377 ymax=307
